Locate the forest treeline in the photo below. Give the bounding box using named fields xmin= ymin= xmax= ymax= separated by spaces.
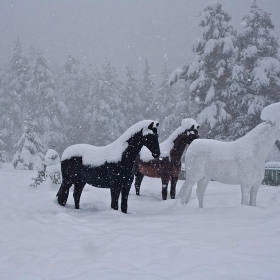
xmin=0 ymin=2 xmax=280 ymax=169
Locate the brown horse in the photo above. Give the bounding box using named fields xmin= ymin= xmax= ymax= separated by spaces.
xmin=134 ymin=119 xmax=199 ymax=200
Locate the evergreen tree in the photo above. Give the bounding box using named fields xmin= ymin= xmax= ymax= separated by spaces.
xmin=139 ymin=59 xmax=155 ymax=119
xmin=80 ymin=62 xmax=102 ymax=144
xmin=123 ymin=67 xmax=141 ymax=126
xmin=228 ymin=2 xmax=280 ymax=139
xmin=94 ymin=59 xmax=126 ymax=145
xmin=156 ymin=64 xmax=198 ymax=142
xmin=10 ymin=37 xmax=29 ymax=97
xmin=0 ymin=134 xmax=8 ymax=167
xmin=2 ymin=38 xmax=29 ymax=151
xmin=0 ymin=64 xmax=14 ymax=156
xmin=12 ymin=113 xmax=46 ymax=170
xmin=59 ymin=55 xmax=85 ymax=146
xmin=25 ymin=49 xmax=65 ymax=151
xmin=187 ymin=2 xmax=236 ymax=139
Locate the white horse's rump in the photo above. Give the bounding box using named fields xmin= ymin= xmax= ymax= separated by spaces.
xmin=179 ymin=102 xmax=280 ymax=208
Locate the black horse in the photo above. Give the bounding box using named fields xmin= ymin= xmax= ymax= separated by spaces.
xmin=56 ymin=120 xmax=160 ymax=213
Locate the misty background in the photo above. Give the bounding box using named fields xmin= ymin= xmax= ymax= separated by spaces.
xmin=0 ymin=0 xmax=280 ymax=170
xmin=1 ymin=0 xmax=280 ymax=82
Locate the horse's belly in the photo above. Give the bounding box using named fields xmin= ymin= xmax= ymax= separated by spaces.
xmin=205 ymin=161 xmax=240 ymax=184
xmin=139 ymin=164 xmax=161 ymax=178
xmin=82 ymin=167 xmax=113 ymax=188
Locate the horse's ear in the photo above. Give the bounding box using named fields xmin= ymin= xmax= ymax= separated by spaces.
xmin=190 ymin=125 xmax=194 ymax=130
xmin=156 ymin=122 xmax=159 ymax=127
xmin=148 ymin=122 xmax=154 ymax=130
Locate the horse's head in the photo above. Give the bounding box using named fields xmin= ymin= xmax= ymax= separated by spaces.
xmin=142 ymin=122 xmax=160 ymax=158
xmin=184 ymin=124 xmax=200 ymax=145
xmin=179 ymin=118 xmax=200 ymax=145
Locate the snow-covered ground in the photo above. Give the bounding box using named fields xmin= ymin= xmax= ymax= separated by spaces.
xmin=1 ymin=163 xmax=280 ymax=280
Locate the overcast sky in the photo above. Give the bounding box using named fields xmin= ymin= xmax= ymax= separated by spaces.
xmin=1 ymin=0 xmax=280 ymax=83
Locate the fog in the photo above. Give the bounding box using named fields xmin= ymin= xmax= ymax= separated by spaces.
xmin=1 ymin=0 xmax=280 ymax=82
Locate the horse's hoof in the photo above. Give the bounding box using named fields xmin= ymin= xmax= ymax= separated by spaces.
xmin=111 ymin=204 xmax=118 ymax=211
xmin=171 ymin=196 xmax=175 ymax=199
xmin=162 ymin=197 xmax=167 ymax=200
xmin=57 ymin=191 xmax=69 ymax=206
xmin=57 ymin=197 xmax=67 ymax=206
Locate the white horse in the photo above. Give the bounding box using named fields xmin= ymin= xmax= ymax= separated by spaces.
xmin=179 ymin=102 xmax=280 ymax=208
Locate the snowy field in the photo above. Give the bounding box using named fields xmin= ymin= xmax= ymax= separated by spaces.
xmin=1 ymin=163 xmax=280 ymax=280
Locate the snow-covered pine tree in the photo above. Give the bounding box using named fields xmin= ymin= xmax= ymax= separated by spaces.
xmin=168 ymin=63 xmax=189 ymax=86
xmin=0 ymin=134 xmax=8 ymax=168
xmin=58 ymin=55 xmax=86 ymax=146
xmin=94 ymin=59 xmax=126 ymax=145
xmin=12 ymin=113 xmax=46 ymax=170
xmin=0 ymin=64 xmax=13 ymax=158
xmin=123 ymin=67 xmax=142 ymax=127
xmin=154 ymin=65 xmax=190 ymax=142
xmin=139 ymin=59 xmax=156 ymax=119
xmin=187 ymin=2 xmax=236 ymax=139
xmin=25 ymin=49 xmax=65 ymax=151
xmin=10 ymin=37 xmax=29 ymax=96
xmin=79 ymin=62 xmax=102 ymax=145
xmin=228 ymin=1 xmax=280 ymax=139
xmin=2 ymin=38 xmax=29 ymax=152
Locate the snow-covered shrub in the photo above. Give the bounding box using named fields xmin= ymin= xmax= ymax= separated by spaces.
xmin=30 ymin=149 xmax=62 ymax=188
xmin=30 ymin=164 xmax=46 ymax=188
xmin=12 ymin=114 xmax=46 ymax=170
xmin=45 ymin=149 xmax=61 ymax=185
xmin=0 ymin=151 xmax=9 ymax=169
xmin=46 ymin=164 xmax=61 ymax=185
xmin=0 ymin=138 xmax=9 ymax=168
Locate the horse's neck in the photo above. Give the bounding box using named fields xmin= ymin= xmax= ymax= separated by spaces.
xmin=242 ymin=123 xmax=278 ymax=162
xmin=121 ymin=132 xmax=143 ymax=165
xmin=170 ymin=134 xmax=188 ymax=164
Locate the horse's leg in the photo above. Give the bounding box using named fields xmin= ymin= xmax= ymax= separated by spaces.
xmin=240 ymin=169 xmax=255 ymax=206
xmin=161 ymin=176 xmax=169 ymax=200
xmin=56 ymin=179 xmax=72 ymax=206
xmin=179 ymin=178 xmax=197 ymax=205
xmin=196 ymin=176 xmax=211 ymax=208
xmin=240 ymin=183 xmax=251 ymax=205
xmin=121 ymin=176 xmax=133 ymax=214
xmin=110 ymin=187 xmax=121 ymax=211
xmin=249 ymin=183 xmax=260 ymax=206
xmin=134 ymin=171 xmax=144 ymax=196
xmin=170 ymin=177 xmax=178 ymax=199
xmin=73 ymin=181 xmax=86 ymax=209
xmin=121 ymin=186 xmax=132 ymax=214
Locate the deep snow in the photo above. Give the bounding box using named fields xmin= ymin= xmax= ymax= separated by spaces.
xmin=0 ymin=163 xmax=280 ymax=279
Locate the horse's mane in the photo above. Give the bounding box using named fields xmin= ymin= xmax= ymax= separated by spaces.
xmin=117 ymin=120 xmax=156 ymax=143
xmin=62 ymin=120 xmax=156 ymax=166
xmin=236 ymin=121 xmax=273 ymax=145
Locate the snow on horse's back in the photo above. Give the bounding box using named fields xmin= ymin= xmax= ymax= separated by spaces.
xmin=179 ymin=102 xmax=280 ymax=208
xmin=56 ymin=120 xmax=160 ymax=214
